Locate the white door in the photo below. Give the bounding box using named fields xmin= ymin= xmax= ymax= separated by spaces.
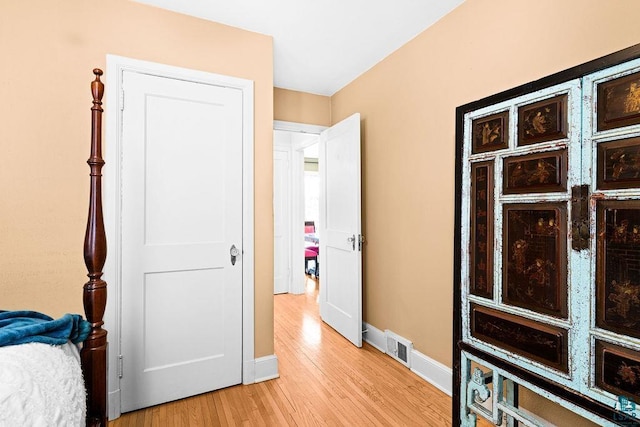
xmin=319 ymin=113 xmax=362 ymax=347
xmin=120 ymin=70 xmax=243 ymax=412
xmin=274 ymin=147 xmax=291 ymax=294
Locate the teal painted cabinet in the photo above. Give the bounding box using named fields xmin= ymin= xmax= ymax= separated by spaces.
xmin=454 ymin=44 xmax=640 ymax=427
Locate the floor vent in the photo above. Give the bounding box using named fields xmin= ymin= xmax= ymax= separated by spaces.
xmin=384 ymin=330 xmax=412 ymax=368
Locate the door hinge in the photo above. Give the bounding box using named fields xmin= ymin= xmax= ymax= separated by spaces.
xmin=571 ymin=185 xmax=590 ymax=251
xmin=120 ymin=89 xmax=125 ymax=111
xmin=348 ymin=235 xmax=356 ymax=251
xmin=358 ymin=234 xmax=365 ymax=251
xmin=118 ymin=355 xmax=123 ymax=379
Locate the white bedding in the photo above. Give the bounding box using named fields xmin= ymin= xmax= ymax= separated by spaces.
xmin=0 ymin=342 xmax=86 ymax=427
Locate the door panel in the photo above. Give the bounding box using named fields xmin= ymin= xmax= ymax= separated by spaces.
xmin=319 ymin=113 xmax=362 ymax=347
xmin=143 ymin=269 xmax=225 ymax=370
xmin=120 ymin=70 xmax=243 ymax=412
xmin=324 ymin=249 xmax=358 ymax=315
xmin=143 ymin=95 xmax=225 ymax=245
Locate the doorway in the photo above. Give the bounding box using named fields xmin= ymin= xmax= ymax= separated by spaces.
xmin=273 ymin=121 xmax=324 ymax=295
xmin=303 ymin=142 xmax=320 ymax=279
xmin=273 ymin=114 xmax=364 ymax=348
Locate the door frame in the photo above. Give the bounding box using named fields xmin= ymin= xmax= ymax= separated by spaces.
xmin=273 ymin=143 xmax=292 ymax=294
xmin=273 ymin=121 xmax=326 ymax=294
xmin=104 ymin=55 xmax=255 ymax=419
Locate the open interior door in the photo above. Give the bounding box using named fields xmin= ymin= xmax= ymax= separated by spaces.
xmin=319 ymin=113 xmax=362 ymax=347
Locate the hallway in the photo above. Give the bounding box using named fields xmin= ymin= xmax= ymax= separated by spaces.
xmin=272 ymin=277 xmax=452 ymax=425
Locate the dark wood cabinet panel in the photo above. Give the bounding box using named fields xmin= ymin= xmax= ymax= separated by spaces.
xmin=471 ymin=111 xmax=509 ymax=154
xmin=503 ymin=149 xmax=567 ymax=194
xmin=597 ymin=137 xmax=640 ymax=190
xmin=596 ymin=340 xmax=640 ymax=402
xmin=470 ymin=304 xmax=568 ymax=372
xmin=518 ymin=94 xmax=568 ymax=146
xmin=503 ymin=203 xmax=568 ymax=318
xmin=596 ymin=201 xmax=640 ymax=338
xmin=597 ymin=70 xmax=640 ymax=131
xmin=470 ymin=162 xmax=494 ymax=298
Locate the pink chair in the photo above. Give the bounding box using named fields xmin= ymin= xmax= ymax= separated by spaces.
xmin=304 ymin=248 xmax=316 ymax=276
xmin=304 ymin=221 xmax=319 ymax=276
xmin=305 ymin=247 xmax=319 ymax=277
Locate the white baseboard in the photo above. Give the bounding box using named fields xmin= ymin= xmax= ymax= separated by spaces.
xmin=363 ymin=322 xmax=452 ymax=396
xmin=362 ymin=322 xmax=386 ymax=353
xmin=108 ymin=389 xmax=121 ymax=420
xmin=254 ymin=354 xmax=279 ymax=383
xmin=410 ymin=349 xmax=452 ymax=396
xmin=243 ymin=359 xmax=256 ymax=385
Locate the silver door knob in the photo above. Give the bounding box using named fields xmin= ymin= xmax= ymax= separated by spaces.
xmin=230 ymin=244 xmax=239 ymax=265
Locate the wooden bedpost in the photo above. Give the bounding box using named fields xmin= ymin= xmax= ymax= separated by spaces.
xmin=81 ymin=68 xmax=108 ymax=427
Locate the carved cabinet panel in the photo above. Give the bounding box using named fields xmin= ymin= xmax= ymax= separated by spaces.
xmin=455 ymin=46 xmax=640 ymax=426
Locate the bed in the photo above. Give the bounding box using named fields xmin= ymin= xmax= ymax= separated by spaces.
xmin=0 ymin=69 xmax=108 ymax=427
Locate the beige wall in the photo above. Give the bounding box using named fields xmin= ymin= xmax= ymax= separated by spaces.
xmin=0 ymin=0 xmax=274 ymax=357
xmin=330 ymin=0 xmax=640 ymax=424
xmin=332 ymin=0 xmax=640 ymax=367
xmin=274 ymin=87 xmax=331 ymax=126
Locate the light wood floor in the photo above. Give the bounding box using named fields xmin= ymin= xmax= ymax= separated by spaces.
xmin=109 ymin=277 xmax=459 ymax=426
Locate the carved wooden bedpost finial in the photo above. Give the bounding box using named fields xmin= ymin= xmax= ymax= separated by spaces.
xmin=92 ymin=69 xmax=104 ymax=106
xmin=82 ymin=67 xmax=108 ymax=427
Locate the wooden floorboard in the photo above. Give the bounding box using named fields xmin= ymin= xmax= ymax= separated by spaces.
xmin=109 ymin=277 xmax=458 ymax=426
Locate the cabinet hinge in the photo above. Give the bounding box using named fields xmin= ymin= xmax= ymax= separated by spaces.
xmin=118 ymin=355 xmax=123 ymax=379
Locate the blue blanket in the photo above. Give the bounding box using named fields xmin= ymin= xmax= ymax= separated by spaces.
xmin=0 ymin=311 xmax=91 ymax=346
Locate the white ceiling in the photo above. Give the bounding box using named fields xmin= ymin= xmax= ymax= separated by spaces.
xmin=136 ymin=0 xmax=465 ymax=96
